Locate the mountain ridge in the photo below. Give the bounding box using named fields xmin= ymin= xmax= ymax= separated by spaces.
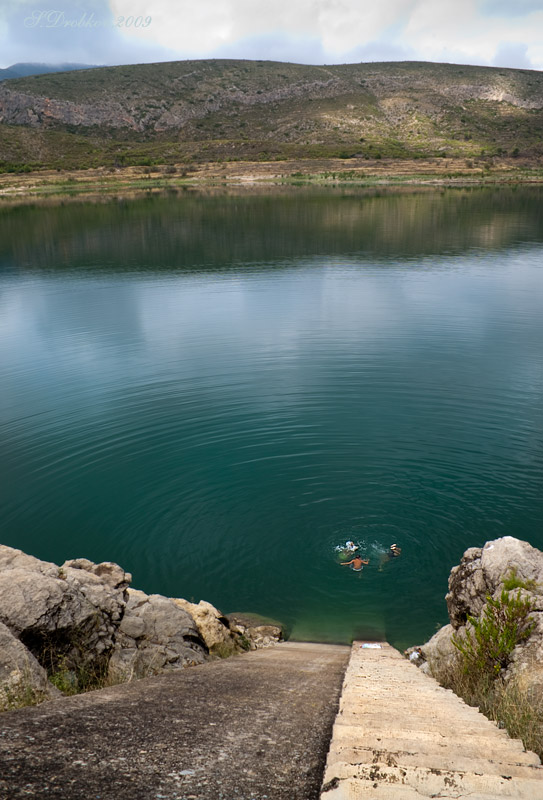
xmin=0 ymin=59 xmax=542 ymax=171
xmin=0 ymin=62 xmax=97 ymax=81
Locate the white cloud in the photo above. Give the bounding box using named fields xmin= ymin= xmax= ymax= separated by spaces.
xmin=404 ymin=0 xmax=543 ymax=68
xmin=108 ymin=0 xmax=232 ymax=55
xmin=213 ymin=32 xmax=327 ymax=65
xmin=107 ymin=0 xmax=422 ymax=61
xmin=493 ymin=41 xmax=533 ymax=68
xmin=2 ymin=0 xmax=543 ymax=69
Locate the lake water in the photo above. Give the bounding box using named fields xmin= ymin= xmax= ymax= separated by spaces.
xmin=1 ymin=186 xmax=542 ymax=650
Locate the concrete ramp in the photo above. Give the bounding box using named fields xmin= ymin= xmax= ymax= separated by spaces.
xmin=320 ymin=642 xmax=542 ymax=800
xmin=0 ymin=641 xmax=350 ymax=800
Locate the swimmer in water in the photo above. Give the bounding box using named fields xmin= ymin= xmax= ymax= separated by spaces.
xmin=379 ymin=543 xmax=402 ymax=571
xmin=341 ymin=555 xmax=369 ymax=572
xmin=345 ymin=540 xmax=358 ymax=552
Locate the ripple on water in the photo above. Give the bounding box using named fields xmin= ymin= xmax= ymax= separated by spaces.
xmin=1 ymin=240 xmax=543 ymax=647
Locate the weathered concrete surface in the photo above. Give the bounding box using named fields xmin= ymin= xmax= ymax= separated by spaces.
xmin=0 ymin=641 xmax=350 ymax=800
xmin=320 ymin=642 xmax=542 ymax=799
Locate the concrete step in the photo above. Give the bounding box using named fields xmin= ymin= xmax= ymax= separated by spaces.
xmin=325 ymin=744 xmax=542 ymax=776
xmin=320 ymin=641 xmax=542 ymax=800
xmin=336 ymin=708 xmax=502 ymax=734
xmin=322 ymin=780 xmax=539 ymax=800
xmin=327 ymin=725 xmax=540 ymax=766
xmin=323 ymin=762 xmax=543 ymax=799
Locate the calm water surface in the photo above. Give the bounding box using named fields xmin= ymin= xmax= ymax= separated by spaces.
xmin=1 ymin=187 xmax=542 ymax=648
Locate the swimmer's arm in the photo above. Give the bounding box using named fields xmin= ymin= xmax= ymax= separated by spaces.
xmin=362 ymin=559 xmax=369 ymax=564
xmin=341 ymin=559 xmax=354 ymax=565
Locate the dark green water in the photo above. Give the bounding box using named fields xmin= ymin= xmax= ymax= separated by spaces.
xmin=1 ymin=187 xmax=542 ymax=649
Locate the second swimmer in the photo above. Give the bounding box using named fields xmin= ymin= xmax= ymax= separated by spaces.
xmin=341 ymin=555 xmax=369 ymax=572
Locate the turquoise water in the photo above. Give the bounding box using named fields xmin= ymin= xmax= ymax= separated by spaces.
xmin=1 ymin=187 xmax=542 ymax=649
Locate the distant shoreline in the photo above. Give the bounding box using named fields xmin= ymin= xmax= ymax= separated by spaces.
xmin=1 ymin=156 xmax=543 ymax=204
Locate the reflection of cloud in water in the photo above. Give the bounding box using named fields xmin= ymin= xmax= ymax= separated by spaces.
xmin=0 ymin=278 xmax=145 ymax=420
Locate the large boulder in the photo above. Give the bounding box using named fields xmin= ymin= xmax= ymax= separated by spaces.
xmin=0 ymin=546 xmax=129 ymax=674
xmin=107 ymin=589 xmax=208 ymax=681
xmin=446 ymin=537 xmax=543 ymax=628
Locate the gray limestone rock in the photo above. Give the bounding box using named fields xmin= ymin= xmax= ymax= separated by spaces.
xmin=417 ymin=624 xmax=457 ymax=677
xmin=446 ymin=537 xmax=543 ymax=628
xmin=0 ymin=546 xmax=129 ymax=674
xmin=227 ymin=613 xmax=283 ymax=650
xmin=108 ymin=588 xmax=207 ymax=681
xmin=446 ymin=546 xmax=485 ymax=628
xmin=0 ymin=545 xmax=130 ymax=683
xmin=0 ymin=545 xmax=59 ymax=578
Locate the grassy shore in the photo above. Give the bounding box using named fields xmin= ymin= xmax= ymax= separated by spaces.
xmin=1 ymin=156 xmax=543 ymax=204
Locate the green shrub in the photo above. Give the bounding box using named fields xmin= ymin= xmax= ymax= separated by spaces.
xmin=429 ymin=589 xmax=540 ymax=758
xmin=452 ymin=589 xmax=535 ymax=678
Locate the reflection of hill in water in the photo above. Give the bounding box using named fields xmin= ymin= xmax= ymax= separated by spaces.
xmin=2 ymin=187 xmax=543 ymax=272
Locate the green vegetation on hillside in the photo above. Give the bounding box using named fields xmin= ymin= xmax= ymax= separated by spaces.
xmin=0 ymin=59 xmax=542 ymax=172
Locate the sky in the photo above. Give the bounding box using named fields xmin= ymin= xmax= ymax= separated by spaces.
xmin=1 ymin=0 xmax=542 ymax=70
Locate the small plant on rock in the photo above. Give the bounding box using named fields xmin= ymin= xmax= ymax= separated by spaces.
xmin=502 ymin=567 xmax=537 ymax=593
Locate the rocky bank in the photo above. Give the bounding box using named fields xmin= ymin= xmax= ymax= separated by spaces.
xmin=411 ymin=536 xmax=543 ymax=702
xmin=0 ymin=545 xmax=281 ymax=710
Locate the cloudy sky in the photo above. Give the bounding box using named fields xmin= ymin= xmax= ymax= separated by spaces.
xmin=1 ymin=0 xmax=542 ymax=70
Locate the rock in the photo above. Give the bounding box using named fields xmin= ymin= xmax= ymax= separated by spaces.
xmin=0 ymin=546 xmax=59 ymax=576
xmin=0 ymin=546 xmax=128 ymax=674
xmin=173 ymin=599 xmax=240 ymax=655
xmin=0 ymin=621 xmax=59 ymax=710
xmin=0 ymin=544 xmax=284 ymax=709
xmin=63 ymin=558 xmax=132 ymax=590
xmin=505 ymin=611 xmax=543 ymax=693
xmin=445 ymin=546 xmax=485 ymax=627
xmin=417 ymin=624 xmax=457 ymax=677
xmin=227 ymin=613 xmax=283 ymax=650
xmin=446 ymin=537 xmax=543 ymax=628
xmin=417 ymin=536 xmax=543 ymax=705
xmin=107 ymin=589 xmax=207 ymax=681
xmin=245 ymin=624 xmax=283 ymax=649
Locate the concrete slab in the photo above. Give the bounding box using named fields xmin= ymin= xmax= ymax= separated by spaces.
xmin=0 ymin=641 xmax=350 ymax=800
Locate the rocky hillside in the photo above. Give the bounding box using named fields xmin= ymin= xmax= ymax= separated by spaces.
xmin=1 ymin=59 xmax=542 ymax=170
